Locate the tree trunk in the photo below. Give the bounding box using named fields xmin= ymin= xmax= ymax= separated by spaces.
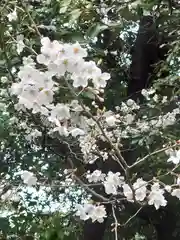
xmin=128 ymin=15 xmax=159 ymax=101
xmin=155 ymin=211 xmax=179 ymax=240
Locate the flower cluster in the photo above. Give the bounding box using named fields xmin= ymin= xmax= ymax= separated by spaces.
xmin=10 ymin=37 xmax=110 ymax=139
xmin=85 ymin=170 xmax=180 ymax=211
xmin=75 ymin=203 xmax=107 ymax=223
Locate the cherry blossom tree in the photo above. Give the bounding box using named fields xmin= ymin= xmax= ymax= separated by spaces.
xmin=0 ymin=0 xmax=180 ymax=239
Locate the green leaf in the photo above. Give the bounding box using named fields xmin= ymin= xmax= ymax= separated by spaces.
xmin=82 ymin=91 xmax=95 ymax=100
xmin=118 ymin=7 xmax=138 ymax=21
xmin=62 ymin=32 xmax=84 ymax=42
xmin=86 ymin=23 xmax=108 ymax=39
xmin=59 ymin=0 xmax=71 ymax=14
xmin=69 ymin=9 xmax=82 ymax=22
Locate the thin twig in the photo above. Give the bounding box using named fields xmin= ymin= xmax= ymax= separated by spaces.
xmin=129 ymin=143 xmax=177 ymax=168
xmin=20 ymin=0 xmax=41 ymax=37
xmin=64 ymin=79 xmax=128 ymax=171
xmin=112 ymin=206 xmax=119 ymax=240
xmin=120 ymin=206 xmax=143 ymax=227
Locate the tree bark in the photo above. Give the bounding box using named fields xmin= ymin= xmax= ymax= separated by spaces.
xmin=128 ymin=15 xmax=159 ymax=101
xmin=154 ymin=207 xmax=179 ymax=240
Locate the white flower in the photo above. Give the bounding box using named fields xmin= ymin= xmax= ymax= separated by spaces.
xmin=70 ymin=128 xmax=85 ymax=137
xmin=75 ymin=203 xmax=93 ymax=221
xmin=141 ymin=89 xmax=149 ymax=99
xmin=10 ymin=193 xmax=20 ymax=202
xmin=67 ymin=42 xmax=87 ymax=58
xmin=126 ymin=99 xmax=140 ymax=110
xmin=70 ymin=100 xmax=83 ymax=112
xmin=92 ymin=69 xmax=110 ymax=89
xmin=21 ymin=84 xmax=38 ymax=100
xmin=71 ymin=73 xmax=89 ymax=88
xmin=40 ymin=37 xmax=60 ymax=60
xmin=23 ymin=56 xmax=35 ymax=67
xmin=167 ymin=150 xmax=180 ymax=164
xmin=37 ymin=54 xmax=52 ymax=65
xmin=21 ymin=171 xmax=37 ymax=186
xmin=148 ymin=183 xmax=167 ymax=209
xmin=165 ymin=148 xmax=174 ymax=156
xmin=153 ymin=94 xmax=158 ymax=102
xmin=122 ymin=184 xmax=133 ymax=201
xmin=124 ymin=114 xmax=135 ymax=125
xmin=50 ymin=104 xmax=70 ymax=121
xmin=105 ymin=115 xmax=116 ymax=127
xmin=89 ymin=205 xmax=107 ymax=223
xmin=177 ymin=177 xmax=180 ymax=185
xmin=121 ymin=102 xmax=129 ymax=112
xmin=1 ymin=76 xmax=8 ymax=83
xmin=104 ymin=182 xmax=118 ymax=195
xmin=162 ymin=96 xmax=167 ymax=103
xmin=141 ymin=88 xmax=155 ymax=100
xmin=102 ymin=152 xmax=108 ymax=161
xmin=36 ymin=89 xmax=54 ymax=106
xmin=16 ymin=35 xmax=25 ymax=55
xmin=25 ymin=129 xmax=42 ymax=142
xmin=52 ymin=120 xmax=69 ymax=137
xmin=86 ymin=170 xmax=105 ymax=183
xmin=171 ymin=189 xmax=180 ymax=199
xmin=165 ymin=185 xmax=172 ymax=192
xmin=7 ymin=9 xmax=17 ymax=22
xmin=104 ymin=172 xmax=124 ymax=195
xmin=75 ymin=203 xmax=106 ymax=223
xmin=82 ymin=61 xmax=99 ymax=78
xmin=133 ymin=178 xmax=147 ymax=201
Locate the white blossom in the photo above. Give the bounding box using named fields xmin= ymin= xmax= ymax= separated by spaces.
xmin=133 ymin=178 xmax=147 ymax=201
xmin=7 ymin=9 xmax=17 ymax=22
xmin=104 ymin=172 xmax=124 ymax=195
xmin=50 ymin=104 xmax=70 ymax=121
xmin=123 ymin=184 xmax=133 ymax=201
xmin=90 ymin=205 xmax=107 ymax=223
xmin=16 ymin=35 xmax=25 ymax=55
xmin=67 ymin=42 xmax=87 ymax=58
xmin=70 ymin=100 xmax=83 ymax=112
xmin=70 ymin=128 xmax=85 ymax=137
xmin=25 ymin=129 xmax=42 ymax=142
xmin=177 ymin=177 xmax=180 ymax=185
xmin=1 ymin=76 xmax=8 ymax=84
xmin=165 ymin=185 xmax=172 ymax=192
xmin=148 ymin=183 xmax=167 ymax=209
xmin=141 ymin=88 xmax=155 ymax=100
xmin=92 ymin=69 xmax=110 ymax=89
xmin=71 ymin=73 xmax=89 ymax=88
xmin=126 ymin=99 xmax=140 ymax=110
xmin=75 ymin=203 xmax=107 ymax=223
xmin=167 ymin=150 xmax=180 ymax=164
xmin=105 ymin=115 xmax=116 ymax=127
xmin=21 ymin=171 xmax=37 ymax=186
xmin=171 ymin=189 xmax=180 ymax=199
xmin=124 ymin=114 xmax=135 ymax=125
xmin=75 ymin=203 xmax=93 ymax=221
xmin=23 ymin=56 xmax=36 ymax=67
xmin=86 ymin=170 xmax=105 ymax=183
